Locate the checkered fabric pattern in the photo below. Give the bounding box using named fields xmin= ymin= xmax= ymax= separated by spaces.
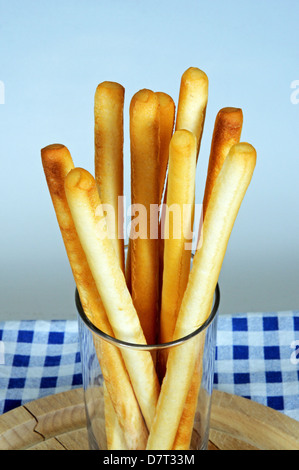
xmin=0 ymin=320 xmax=82 ymax=414
xmin=0 ymin=312 xmax=298 ymax=421
xmin=214 ymin=311 xmax=299 ymax=421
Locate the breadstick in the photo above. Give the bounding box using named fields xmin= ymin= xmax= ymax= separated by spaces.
xmin=158 ymin=130 xmax=197 ymax=376
xmin=94 ymin=82 xmax=126 ymax=446
xmin=64 ymin=167 xmax=160 ymax=430
xmin=202 ymin=107 xmax=243 ymax=219
xmin=129 ymin=89 xmax=160 ymax=345
xmin=158 ymin=68 xmax=208 ymax=303
xmin=95 ymin=81 xmax=125 ymax=272
xmin=147 ymin=143 xmax=256 ymax=449
xmin=104 ymin=384 xmax=127 ymax=450
xmin=175 ymin=67 xmax=209 ymax=159
xmin=41 ymin=145 xmax=148 ymax=449
xmin=127 ymin=92 xmax=175 ymax=300
xmin=159 ymin=67 xmax=208 ymax=241
xmin=155 ymin=92 xmax=175 ymax=307
xmin=155 ymin=92 xmax=176 ymax=204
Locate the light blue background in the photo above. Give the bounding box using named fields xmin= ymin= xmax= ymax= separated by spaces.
xmin=0 ymin=0 xmax=298 ymax=319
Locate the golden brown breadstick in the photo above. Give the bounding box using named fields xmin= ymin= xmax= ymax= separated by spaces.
xmin=94 ymin=82 xmax=128 ymax=446
xmin=41 ymin=144 xmax=148 ymax=449
xmin=202 ymin=107 xmax=243 ymax=219
xmin=147 ymin=143 xmax=256 ymax=449
xmin=95 ymin=81 xmax=125 ymax=272
xmin=155 ymin=92 xmax=176 ymax=204
xmin=103 ymin=384 xmax=127 ymax=450
xmin=64 ymin=167 xmax=160 ymax=430
xmin=129 ymin=89 xmax=160 ymax=345
xmin=175 ymin=67 xmax=209 ymax=158
xmin=159 ymin=130 xmax=197 ymax=366
xmin=157 ymin=68 xmax=208 ymax=307
xmin=158 ymin=68 xmax=208 ymax=316
xmin=127 ymin=92 xmax=175 ymax=303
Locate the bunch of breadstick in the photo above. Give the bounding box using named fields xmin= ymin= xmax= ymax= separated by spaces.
xmin=41 ymin=67 xmax=256 ymax=450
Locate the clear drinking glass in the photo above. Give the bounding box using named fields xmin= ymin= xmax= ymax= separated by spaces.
xmin=76 ymin=282 xmax=220 ymax=451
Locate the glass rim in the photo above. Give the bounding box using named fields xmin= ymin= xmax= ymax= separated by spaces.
xmin=75 ymin=283 xmax=220 ymax=351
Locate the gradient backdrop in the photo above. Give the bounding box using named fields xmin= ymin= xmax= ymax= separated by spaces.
xmin=0 ymin=0 xmax=298 ymax=319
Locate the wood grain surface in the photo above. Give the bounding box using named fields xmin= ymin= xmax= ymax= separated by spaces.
xmin=0 ymin=388 xmax=298 ymax=450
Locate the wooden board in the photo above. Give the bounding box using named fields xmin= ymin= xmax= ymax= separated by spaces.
xmin=0 ymin=388 xmax=299 ymax=450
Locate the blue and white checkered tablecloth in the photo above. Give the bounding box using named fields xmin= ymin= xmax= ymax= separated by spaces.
xmin=0 ymin=311 xmax=298 ymax=421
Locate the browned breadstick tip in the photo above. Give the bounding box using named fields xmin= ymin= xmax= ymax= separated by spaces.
xmin=170 ymin=127 xmax=195 ymax=152
xmin=131 ymin=87 xmax=155 ymax=105
xmin=41 ymin=144 xmax=72 ymax=182
xmin=65 ymin=165 xmax=93 ymax=190
xmin=96 ymin=80 xmax=124 ymax=92
xmin=176 ymin=67 xmax=209 ymax=156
